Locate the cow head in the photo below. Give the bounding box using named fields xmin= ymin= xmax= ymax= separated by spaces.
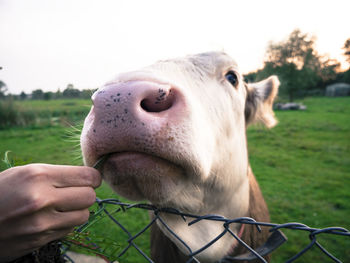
xmin=81 ymin=51 xmax=279 ymax=261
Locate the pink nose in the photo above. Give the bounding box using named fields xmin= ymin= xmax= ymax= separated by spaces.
xmin=88 ymin=80 xmax=181 ymax=155
xmin=92 ymin=80 xmax=176 ymax=118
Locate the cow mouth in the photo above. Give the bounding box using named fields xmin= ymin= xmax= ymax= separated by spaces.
xmin=94 ymin=152 xmax=186 ymax=204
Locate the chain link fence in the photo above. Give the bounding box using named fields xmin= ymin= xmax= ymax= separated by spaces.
xmin=62 ymin=197 xmax=350 ymax=263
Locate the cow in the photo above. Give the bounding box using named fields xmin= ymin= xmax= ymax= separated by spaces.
xmin=80 ymin=51 xmax=280 ymax=262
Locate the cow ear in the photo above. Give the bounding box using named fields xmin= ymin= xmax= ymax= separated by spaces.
xmin=245 ymin=76 xmax=279 ymax=128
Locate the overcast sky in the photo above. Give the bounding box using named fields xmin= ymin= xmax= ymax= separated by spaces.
xmin=1 ymin=0 xmax=349 ymax=94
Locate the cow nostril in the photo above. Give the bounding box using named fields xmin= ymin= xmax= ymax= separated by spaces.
xmin=140 ymin=90 xmax=174 ymax=113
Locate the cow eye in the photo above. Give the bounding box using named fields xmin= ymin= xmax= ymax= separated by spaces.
xmin=225 ymin=71 xmax=238 ymax=87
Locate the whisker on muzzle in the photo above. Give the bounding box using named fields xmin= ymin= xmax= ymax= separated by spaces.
xmin=92 ymin=153 xmax=112 ymax=173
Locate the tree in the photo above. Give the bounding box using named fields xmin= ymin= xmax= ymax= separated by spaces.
xmin=318 ymin=57 xmax=340 ymax=84
xmin=81 ymin=89 xmax=95 ymax=99
xmin=343 ymin=38 xmax=350 ymax=66
xmin=63 ymin=84 xmax=81 ymax=98
xmin=265 ymin=29 xmax=317 ymax=69
xmin=0 ymin=80 xmax=8 ymax=99
xmin=55 ymin=88 xmax=62 ymax=99
xmin=32 ymin=89 xmax=44 ymax=100
xmin=260 ymin=29 xmax=339 ymax=101
xmin=43 ymin=92 xmax=53 ymax=100
xmin=264 ymin=29 xmax=318 ymax=101
xmin=20 ymin=91 xmax=27 ymax=100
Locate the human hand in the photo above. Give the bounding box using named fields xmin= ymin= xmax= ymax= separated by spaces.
xmin=0 ymin=164 xmax=101 ymax=262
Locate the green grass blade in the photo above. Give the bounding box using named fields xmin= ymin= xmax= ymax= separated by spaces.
xmin=3 ymin=151 xmax=13 ymax=168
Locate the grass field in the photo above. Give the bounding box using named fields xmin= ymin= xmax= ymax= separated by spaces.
xmin=0 ymin=97 xmax=349 ymax=262
xmin=0 ymin=99 xmax=91 ymax=128
xmin=18 ymin=99 xmax=92 ymax=117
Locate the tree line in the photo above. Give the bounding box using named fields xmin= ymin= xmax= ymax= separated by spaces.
xmin=1 ymin=29 xmax=350 ymax=102
xmin=244 ymin=29 xmax=350 ymax=101
xmin=0 ymin=83 xmax=95 ymax=100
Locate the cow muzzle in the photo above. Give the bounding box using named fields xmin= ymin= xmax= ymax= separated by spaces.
xmin=81 ymin=75 xmax=190 ymax=204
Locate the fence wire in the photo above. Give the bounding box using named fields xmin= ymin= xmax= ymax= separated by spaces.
xmin=62 ymin=197 xmax=350 ymax=263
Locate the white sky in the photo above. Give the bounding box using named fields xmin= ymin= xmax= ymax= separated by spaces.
xmin=1 ymin=0 xmax=349 ymax=94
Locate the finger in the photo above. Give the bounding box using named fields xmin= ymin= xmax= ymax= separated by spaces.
xmin=43 ymin=165 xmax=102 ymax=188
xmin=54 ymin=187 xmax=96 ymax=212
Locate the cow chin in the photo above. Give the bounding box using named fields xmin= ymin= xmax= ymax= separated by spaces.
xmin=102 ymin=152 xmax=186 ymax=205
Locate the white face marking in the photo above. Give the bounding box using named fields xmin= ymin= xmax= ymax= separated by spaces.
xmin=81 ymin=51 xmax=279 ymax=261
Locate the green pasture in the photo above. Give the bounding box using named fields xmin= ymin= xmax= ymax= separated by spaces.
xmin=18 ymin=99 xmax=91 ymax=111
xmin=0 ymin=97 xmax=349 ymax=262
xmin=0 ymin=99 xmax=91 ymax=128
